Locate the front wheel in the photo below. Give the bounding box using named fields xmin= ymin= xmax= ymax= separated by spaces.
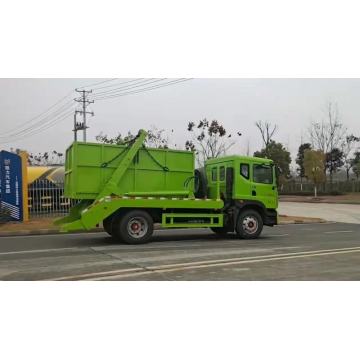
xmin=236 ymin=210 xmax=263 ymax=239
xmin=112 ymin=210 xmax=154 ymax=245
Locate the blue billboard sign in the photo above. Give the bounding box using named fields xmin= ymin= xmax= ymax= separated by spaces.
xmin=0 ymin=151 xmax=23 ymax=221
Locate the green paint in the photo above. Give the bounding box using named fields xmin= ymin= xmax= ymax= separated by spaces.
xmin=162 ymin=213 xmax=223 ymax=228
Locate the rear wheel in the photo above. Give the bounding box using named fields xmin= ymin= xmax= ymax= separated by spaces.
xmin=112 ymin=210 xmax=154 ymax=244
xmin=236 ymin=209 xmax=263 ymax=239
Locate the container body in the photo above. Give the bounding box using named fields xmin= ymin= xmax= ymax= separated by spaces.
xmin=64 ymin=142 xmax=195 ymax=199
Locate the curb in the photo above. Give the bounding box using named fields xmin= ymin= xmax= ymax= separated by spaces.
xmin=279 ymin=219 xmax=327 ymax=224
xmin=278 ymin=215 xmax=326 ymax=225
xmin=280 ymin=199 xmax=360 ymax=206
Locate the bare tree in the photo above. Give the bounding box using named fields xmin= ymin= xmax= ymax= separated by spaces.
xmin=96 ymin=126 xmax=170 ymax=149
xmin=95 ymin=131 xmax=135 ymax=145
xmin=27 ymin=150 xmax=65 ymax=166
xmin=146 ymin=125 xmax=172 ymax=149
xmin=341 ymin=134 xmax=360 ymax=181
xmin=255 ymin=121 xmax=278 ymax=156
xmin=185 ymin=119 xmax=241 ymax=166
xmin=308 ymin=101 xmax=346 ymax=186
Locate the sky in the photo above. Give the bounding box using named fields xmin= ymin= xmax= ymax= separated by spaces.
xmin=1 ymin=78 xmax=360 ymax=169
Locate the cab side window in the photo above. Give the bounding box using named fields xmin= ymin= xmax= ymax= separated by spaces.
xmin=211 ymin=167 xmax=217 ymax=181
xmin=253 ymin=164 xmax=273 ymax=184
xmin=240 ymin=163 xmax=249 ymax=179
xmin=219 ymin=166 xmax=225 ymax=181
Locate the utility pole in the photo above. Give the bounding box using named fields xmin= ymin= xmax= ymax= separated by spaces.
xmin=74 ymin=89 xmax=94 ymax=142
xmin=73 ymin=112 xmax=77 ymax=141
xmin=73 ymin=110 xmax=82 ymax=141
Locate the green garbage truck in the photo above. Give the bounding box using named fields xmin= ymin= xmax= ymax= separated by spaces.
xmin=56 ymin=129 xmax=278 ymax=244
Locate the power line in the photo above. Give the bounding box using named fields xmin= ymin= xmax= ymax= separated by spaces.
xmin=1 ymin=78 xmax=193 ymax=144
xmin=0 ymin=91 xmax=74 ymax=136
xmin=1 ymin=79 xmax=94 ymax=142
xmin=74 ymin=78 xmax=191 ymax=141
xmin=0 ymin=100 xmax=74 ymax=138
xmin=0 ymin=100 xmax=75 ymax=139
xmin=91 ymin=78 xmax=190 ymax=100
xmin=0 ymin=106 xmax=75 ymax=142
xmin=93 ymin=78 xmax=193 ymax=101
xmin=1 ymin=79 xmax=99 ymax=143
xmin=91 ymin=78 xmax=160 ymax=96
xmin=88 ymin=78 xmax=146 ymax=91
xmin=30 ymin=109 xmax=75 ymax=135
xmin=77 ymin=78 xmax=154 ymax=91
xmin=0 ymin=108 xmax=75 ymax=144
xmin=91 ymin=78 xmax=167 ymax=97
xmin=76 ymin=78 xmax=118 ymax=90
xmin=16 ymin=109 xmax=75 ymax=141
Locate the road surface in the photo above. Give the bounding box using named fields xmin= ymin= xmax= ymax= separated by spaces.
xmin=0 ymin=222 xmax=360 ymax=280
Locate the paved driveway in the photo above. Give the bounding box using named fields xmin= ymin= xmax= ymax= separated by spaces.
xmin=279 ymin=201 xmax=360 ymax=224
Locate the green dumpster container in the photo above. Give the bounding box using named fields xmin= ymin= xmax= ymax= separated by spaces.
xmin=64 ymin=141 xmax=195 ymax=199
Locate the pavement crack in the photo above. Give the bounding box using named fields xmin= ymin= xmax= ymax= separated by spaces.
xmin=88 ymin=246 xmax=174 ymax=280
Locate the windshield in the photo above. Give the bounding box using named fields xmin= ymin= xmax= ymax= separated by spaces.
xmin=253 ymin=164 xmax=273 ymax=184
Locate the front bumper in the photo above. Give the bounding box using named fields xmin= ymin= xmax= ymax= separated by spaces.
xmin=264 ymin=209 xmax=278 ymax=226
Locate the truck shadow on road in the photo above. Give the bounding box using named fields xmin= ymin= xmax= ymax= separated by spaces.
xmin=97 ymin=232 xmax=279 ymax=246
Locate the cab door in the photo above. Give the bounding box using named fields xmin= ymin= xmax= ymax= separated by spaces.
xmin=235 ymin=162 xmax=253 ymax=200
xmin=219 ymin=163 xmax=233 ymax=200
xmin=251 ymin=163 xmax=277 ymax=209
xmin=225 ymin=167 xmax=234 ymax=199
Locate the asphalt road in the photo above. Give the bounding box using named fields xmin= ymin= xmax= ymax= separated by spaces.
xmin=0 ymin=222 xmax=360 ymax=280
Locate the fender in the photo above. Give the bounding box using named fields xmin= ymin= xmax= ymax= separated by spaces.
xmin=233 ymin=199 xmax=277 ymax=226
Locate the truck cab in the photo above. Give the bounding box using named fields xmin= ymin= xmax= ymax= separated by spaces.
xmin=204 ymin=156 xmax=278 ymax=236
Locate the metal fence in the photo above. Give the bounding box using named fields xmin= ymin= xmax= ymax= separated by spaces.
xmin=28 ymin=179 xmax=77 ymax=218
xmin=280 ymin=180 xmax=360 ymax=194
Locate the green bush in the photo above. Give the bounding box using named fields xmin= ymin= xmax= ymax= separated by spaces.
xmin=328 ymin=190 xmax=343 ymax=196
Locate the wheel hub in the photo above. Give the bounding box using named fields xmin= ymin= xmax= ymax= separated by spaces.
xmin=242 ymin=216 xmax=258 ymax=234
xmin=127 ymin=217 xmax=148 ymax=238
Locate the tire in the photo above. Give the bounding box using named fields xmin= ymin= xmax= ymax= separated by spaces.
xmin=112 ymin=210 xmax=154 ymax=245
xmin=236 ymin=209 xmax=263 ymax=239
xmin=103 ymin=216 xmax=113 ymax=236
